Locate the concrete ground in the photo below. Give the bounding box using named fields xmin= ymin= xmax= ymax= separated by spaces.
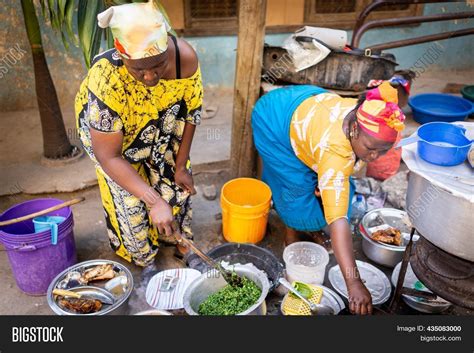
xmin=1 ymin=72 xmax=473 ymax=316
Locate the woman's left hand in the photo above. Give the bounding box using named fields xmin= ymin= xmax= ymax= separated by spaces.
xmin=175 ymin=167 xmax=197 ymax=195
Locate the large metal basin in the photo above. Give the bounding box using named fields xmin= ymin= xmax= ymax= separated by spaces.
xmin=183 ymin=265 xmax=270 ymax=315
xmin=406 ymin=172 xmax=474 ymax=262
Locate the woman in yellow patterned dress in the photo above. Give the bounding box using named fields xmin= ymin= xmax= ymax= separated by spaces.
xmin=75 ymin=2 xmax=202 ymax=266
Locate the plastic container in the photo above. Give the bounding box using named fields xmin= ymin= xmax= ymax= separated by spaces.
xmin=399 ymin=122 xmax=473 ymax=166
xmin=0 ymin=198 xmax=77 ymax=295
xmin=283 ymin=242 xmax=329 ymax=285
xmin=461 ymin=85 xmax=474 ymax=102
xmin=33 ymin=216 xmax=66 ymax=245
xmin=220 ymin=178 xmax=272 ymax=243
xmin=350 ymin=194 xmax=367 ymax=230
xmin=408 ymin=93 xmax=474 ymax=124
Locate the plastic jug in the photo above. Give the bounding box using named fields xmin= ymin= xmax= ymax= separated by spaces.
xmin=32 ymin=216 xmax=66 ymax=245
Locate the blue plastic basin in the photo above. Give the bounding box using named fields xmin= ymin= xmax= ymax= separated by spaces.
xmin=408 ymin=93 xmax=474 ymax=124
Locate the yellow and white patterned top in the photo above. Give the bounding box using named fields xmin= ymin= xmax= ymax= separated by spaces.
xmin=290 ymin=93 xmax=358 ymax=225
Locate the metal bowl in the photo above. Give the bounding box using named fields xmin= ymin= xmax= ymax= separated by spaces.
xmin=47 ymin=259 xmax=134 ymax=315
xmin=183 ymin=264 xmax=270 ymax=315
xmin=359 ymin=208 xmax=415 ymax=268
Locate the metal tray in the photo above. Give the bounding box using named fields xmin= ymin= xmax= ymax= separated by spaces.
xmin=328 ymin=260 xmax=391 ymax=305
xmin=47 ymin=259 xmax=134 ymax=315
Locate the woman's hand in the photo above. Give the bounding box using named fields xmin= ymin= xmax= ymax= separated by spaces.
xmin=347 ymin=279 xmax=373 ymax=315
xmin=175 ymin=167 xmax=197 ymax=195
xmin=149 ymin=198 xmax=176 ymax=237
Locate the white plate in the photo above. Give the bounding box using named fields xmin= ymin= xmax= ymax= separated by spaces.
xmin=328 ymin=260 xmax=391 ymax=305
xmin=146 ymin=268 xmax=201 ymax=310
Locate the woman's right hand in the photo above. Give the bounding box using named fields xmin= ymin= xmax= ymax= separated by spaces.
xmin=149 ymin=198 xmax=176 ymax=237
xmin=347 ymin=279 xmax=373 ymax=315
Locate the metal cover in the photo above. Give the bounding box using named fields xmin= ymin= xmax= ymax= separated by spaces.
xmin=328 ymin=260 xmax=391 ymax=305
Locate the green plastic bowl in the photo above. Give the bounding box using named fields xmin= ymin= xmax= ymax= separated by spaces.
xmin=461 ymin=85 xmax=474 ymax=102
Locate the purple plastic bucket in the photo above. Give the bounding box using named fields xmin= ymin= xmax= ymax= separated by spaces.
xmin=0 ymin=198 xmax=77 ymax=295
xmin=0 ymin=198 xmax=72 ymax=238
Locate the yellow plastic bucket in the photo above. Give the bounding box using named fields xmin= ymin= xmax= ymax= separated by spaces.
xmin=220 ymin=178 xmax=272 ymax=243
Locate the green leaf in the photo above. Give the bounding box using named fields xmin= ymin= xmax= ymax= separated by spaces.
xmin=64 ymin=0 xmax=77 ymax=46
xmin=78 ymin=0 xmax=104 ymax=68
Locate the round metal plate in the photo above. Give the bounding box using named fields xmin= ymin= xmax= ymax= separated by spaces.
xmin=391 ymin=262 xmax=451 ymax=314
xmin=328 ymin=260 xmax=391 ymax=305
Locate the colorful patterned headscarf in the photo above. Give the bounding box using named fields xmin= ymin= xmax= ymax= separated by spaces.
xmin=97 ymin=0 xmax=170 ymax=60
xmin=356 ymin=81 xmax=406 ymax=142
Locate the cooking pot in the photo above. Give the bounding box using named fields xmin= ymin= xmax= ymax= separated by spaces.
xmin=406 ymin=172 xmax=474 ymax=261
xmin=183 ymin=264 xmax=270 ymax=315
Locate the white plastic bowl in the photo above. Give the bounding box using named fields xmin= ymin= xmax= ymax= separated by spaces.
xmin=283 ymin=242 xmax=329 ymax=285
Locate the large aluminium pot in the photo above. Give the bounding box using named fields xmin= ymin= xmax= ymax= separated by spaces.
xmin=183 ymin=264 xmax=270 ymax=315
xmin=406 ymin=172 xmax=474 ymax=262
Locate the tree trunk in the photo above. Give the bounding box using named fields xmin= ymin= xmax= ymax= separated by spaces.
xmin=230 ymin=0 xmax=267 ymax=178
xmin=21 ymin=0 xmax=73 ymax=159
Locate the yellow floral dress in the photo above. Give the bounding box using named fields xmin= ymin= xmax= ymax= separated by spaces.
xmin=75 ymin=48 xmax=203 ymax=266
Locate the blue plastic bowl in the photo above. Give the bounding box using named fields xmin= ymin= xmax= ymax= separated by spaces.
xmin=408 ymin=93 xmax=474 ymax=125
xmin=417 ymin=122 xmax=473 ymax=166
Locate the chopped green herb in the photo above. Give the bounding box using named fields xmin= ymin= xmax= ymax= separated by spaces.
xmin=198 ymin=276 xmax=261 ymax=315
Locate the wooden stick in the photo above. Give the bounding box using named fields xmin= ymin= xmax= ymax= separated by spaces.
xmin=0 ymin=197 xmax=85 ymax=226
xmin=173 ymin=230 xmax=233 ymax=283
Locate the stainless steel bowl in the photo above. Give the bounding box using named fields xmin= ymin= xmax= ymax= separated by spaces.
xmin=359 ymin=208 xmax=414 ymax=268
xmin=47 ymin=259 xmax=134 ymax=315
xmin=183 ymin=265 xmax=270 ymax=315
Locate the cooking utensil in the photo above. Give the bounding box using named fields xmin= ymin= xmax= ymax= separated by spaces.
xmin=278 ymin=278 xmax=334 ymax=315
xmin=396 ymin=122 xmax=473 ymax=166
xmin=0 ymin=197 xmax=85 ymax=226
xmin=359 ymin=208 xmax=414 ymax=268
xmin=52 ymin=287 xmax=115 ymax=305
xmin=183 ymin=265 xmax=270 ymax=316
xmin=173 ymin=230 xmax=243 ymax=286
xmin=406 ymin=172 xmax=474 ymax=262
xmin=186 ymin=242 xmax=284 ymax=291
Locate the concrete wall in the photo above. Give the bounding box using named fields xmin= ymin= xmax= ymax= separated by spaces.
xmin=1 ymin=1 xmax=473 ymax=111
